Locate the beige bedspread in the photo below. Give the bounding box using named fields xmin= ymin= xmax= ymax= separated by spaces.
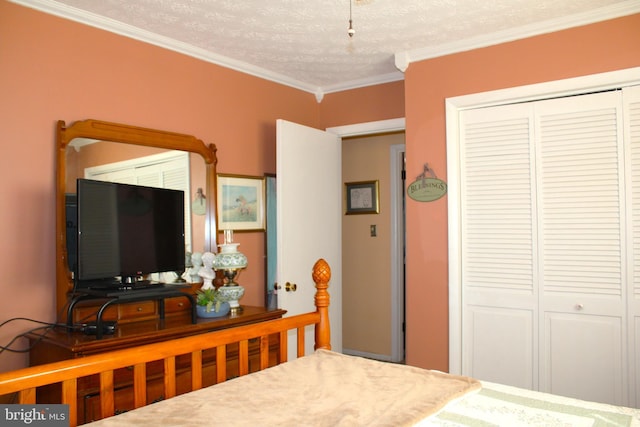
xmin=84 ymin=349 xmax=480 ymax=427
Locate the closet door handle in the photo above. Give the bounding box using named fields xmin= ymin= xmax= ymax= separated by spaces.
xmin=575 ymin=304 xmax=584 ymax=311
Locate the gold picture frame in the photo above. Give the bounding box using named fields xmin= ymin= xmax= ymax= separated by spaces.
xmin=217 ymin=174 xmax=266 ymax=231
xmin=345 ymin=180 xmax=379 ymax=215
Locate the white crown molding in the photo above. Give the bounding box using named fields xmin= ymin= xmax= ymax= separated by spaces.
xmin=12 ymin=0 xmax=639 ymax=96
xmin=394 ymin=52 xmax=410 ymax=73
xmin=321 ymin=71 xmax=405 ymax=95
xmin=395 ymin=0 xmax=640 ymax=71
xmin=10 ymin=0 xmax=403 ymax=98
xmin=10 ymin=0 xmax=324 ymax=94
xmin=313 ymin=71 xmax=404 ymax=103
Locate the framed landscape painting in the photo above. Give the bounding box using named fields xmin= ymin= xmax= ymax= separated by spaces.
xmin=217 ymin=174 xmax=265 ymax=231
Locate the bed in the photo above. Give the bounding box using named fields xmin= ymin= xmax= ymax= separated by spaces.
xmin=2 ymin=259 xmax=640 ymax=426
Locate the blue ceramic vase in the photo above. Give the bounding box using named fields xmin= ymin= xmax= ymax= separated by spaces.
xmin=196 ymin=302 xmax=231 ymax=318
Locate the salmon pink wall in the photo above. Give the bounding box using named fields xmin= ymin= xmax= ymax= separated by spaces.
xmin=0 ymin=0 xmax=403 ymax=372
xmin=404 ymin=13 xmax=640 ymax=371
xmin=0 ymin=1 xmax=324 ymax=372
xmin=319 ymin=81 xmax=405 ymax=128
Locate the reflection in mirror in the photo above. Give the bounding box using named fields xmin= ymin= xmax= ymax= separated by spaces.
xmin=65 ymin=140 xmax=208 ymax=259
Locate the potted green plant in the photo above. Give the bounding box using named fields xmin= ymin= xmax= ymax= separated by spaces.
xmin=195 ymin=288 xmax=230 ymax=318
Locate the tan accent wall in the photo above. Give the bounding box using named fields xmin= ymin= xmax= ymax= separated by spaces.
xmin=342 ymin=132 xmax=404 ymax=357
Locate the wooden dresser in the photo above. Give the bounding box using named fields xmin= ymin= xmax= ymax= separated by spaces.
xmin=48 ymin=119 xmax=270 ymax=424
xmin=27 ymin=305 xmax=285 ymax=424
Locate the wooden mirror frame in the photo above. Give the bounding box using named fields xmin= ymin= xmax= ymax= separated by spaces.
xmin=55 ymin=119 xmax=218 ymax=316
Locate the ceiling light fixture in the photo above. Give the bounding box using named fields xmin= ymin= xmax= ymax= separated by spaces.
xmin=347 ymin=0 xmax=355 ymax=38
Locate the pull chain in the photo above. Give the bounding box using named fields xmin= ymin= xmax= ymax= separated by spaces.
xmin=348 ymin=0 xmax=355 ymax=37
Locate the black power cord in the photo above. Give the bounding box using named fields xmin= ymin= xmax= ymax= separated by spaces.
xmin=0 ymin=294 xmax=122 ymax=356
xmin=0 ymin=317 xmax=78 ymax=355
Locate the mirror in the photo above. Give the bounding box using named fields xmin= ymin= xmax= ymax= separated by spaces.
xmin=65 ymin=141 xmax=207 ymax=257
xmin=56 ymin=119 xmax=218 ymax=316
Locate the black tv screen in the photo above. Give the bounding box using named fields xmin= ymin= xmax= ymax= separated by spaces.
xmin=75 ymin=179 xmax=185 ymax=288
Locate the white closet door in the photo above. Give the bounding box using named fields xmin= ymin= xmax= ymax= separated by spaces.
xmin=459 ymin=102 xmax=538 ymax=389
xmin=89 ymin=169 xmax=136 ymax=184
xmin=458 ymin=89 xmax=635 ymax=406
xmin=535 ymin=91 xmax=627 ymax=405
xmin=133 ymin=163 xmax=162 ymax=188
xmin=625 ymin=85 xmax=640 ymax=408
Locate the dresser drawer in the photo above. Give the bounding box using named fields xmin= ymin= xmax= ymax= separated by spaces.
xmin=118 ymin=301 xmax=157 ymax=321
xmin=72 ymin=300 xmax=157 ymax=323
xmin=164 ymin=295 xmax=193 ymax=314
xmin=73 ymin=305 xmax=118 ymax=323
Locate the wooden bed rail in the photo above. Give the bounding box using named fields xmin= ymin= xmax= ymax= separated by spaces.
xmin=0 ymin=259 xmax=331 ymax=427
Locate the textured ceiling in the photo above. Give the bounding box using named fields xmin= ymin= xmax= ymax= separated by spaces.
xmin=13 ymin=0 xmax=640 ymax=96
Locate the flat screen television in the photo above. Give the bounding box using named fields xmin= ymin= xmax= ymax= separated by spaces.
xmin=73 ymin=178 xmax=185 ymax=291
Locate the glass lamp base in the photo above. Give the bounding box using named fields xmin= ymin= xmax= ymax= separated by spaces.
xmin=218 ymin=285 xmax=245 ymax=313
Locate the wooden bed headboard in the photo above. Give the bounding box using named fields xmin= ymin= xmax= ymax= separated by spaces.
xmin=0 ymin=259 xmax=331 ymax=427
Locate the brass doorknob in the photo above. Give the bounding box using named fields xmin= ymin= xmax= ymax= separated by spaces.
xmin=274 ymin=282 xmax=281 ymax=290
xmin=285 ymin=282 xmax=297 ymax=292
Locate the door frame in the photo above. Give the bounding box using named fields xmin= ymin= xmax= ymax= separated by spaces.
xmin=446 ymin=67 xmax=640 ymax=375
xmin=327 ymin=118 xmax=406 ymax=362
xmin=389 ymin=143 xmax=406 ymax=362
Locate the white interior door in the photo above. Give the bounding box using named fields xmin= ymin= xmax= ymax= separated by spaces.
xmin=276 ymin=119 xmax=342 ymax=359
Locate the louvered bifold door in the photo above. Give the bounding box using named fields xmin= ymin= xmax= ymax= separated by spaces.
xmin=535 ymin=90 xmax=627 ymax=406
xmin=459 ymin=102 xmax=538 ymax=390
xmin=625 ymin=85 xmax=640 ymax=408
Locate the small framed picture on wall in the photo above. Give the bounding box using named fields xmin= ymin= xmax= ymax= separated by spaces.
xmin=344 ymin=180 xmax=379 ymax=215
